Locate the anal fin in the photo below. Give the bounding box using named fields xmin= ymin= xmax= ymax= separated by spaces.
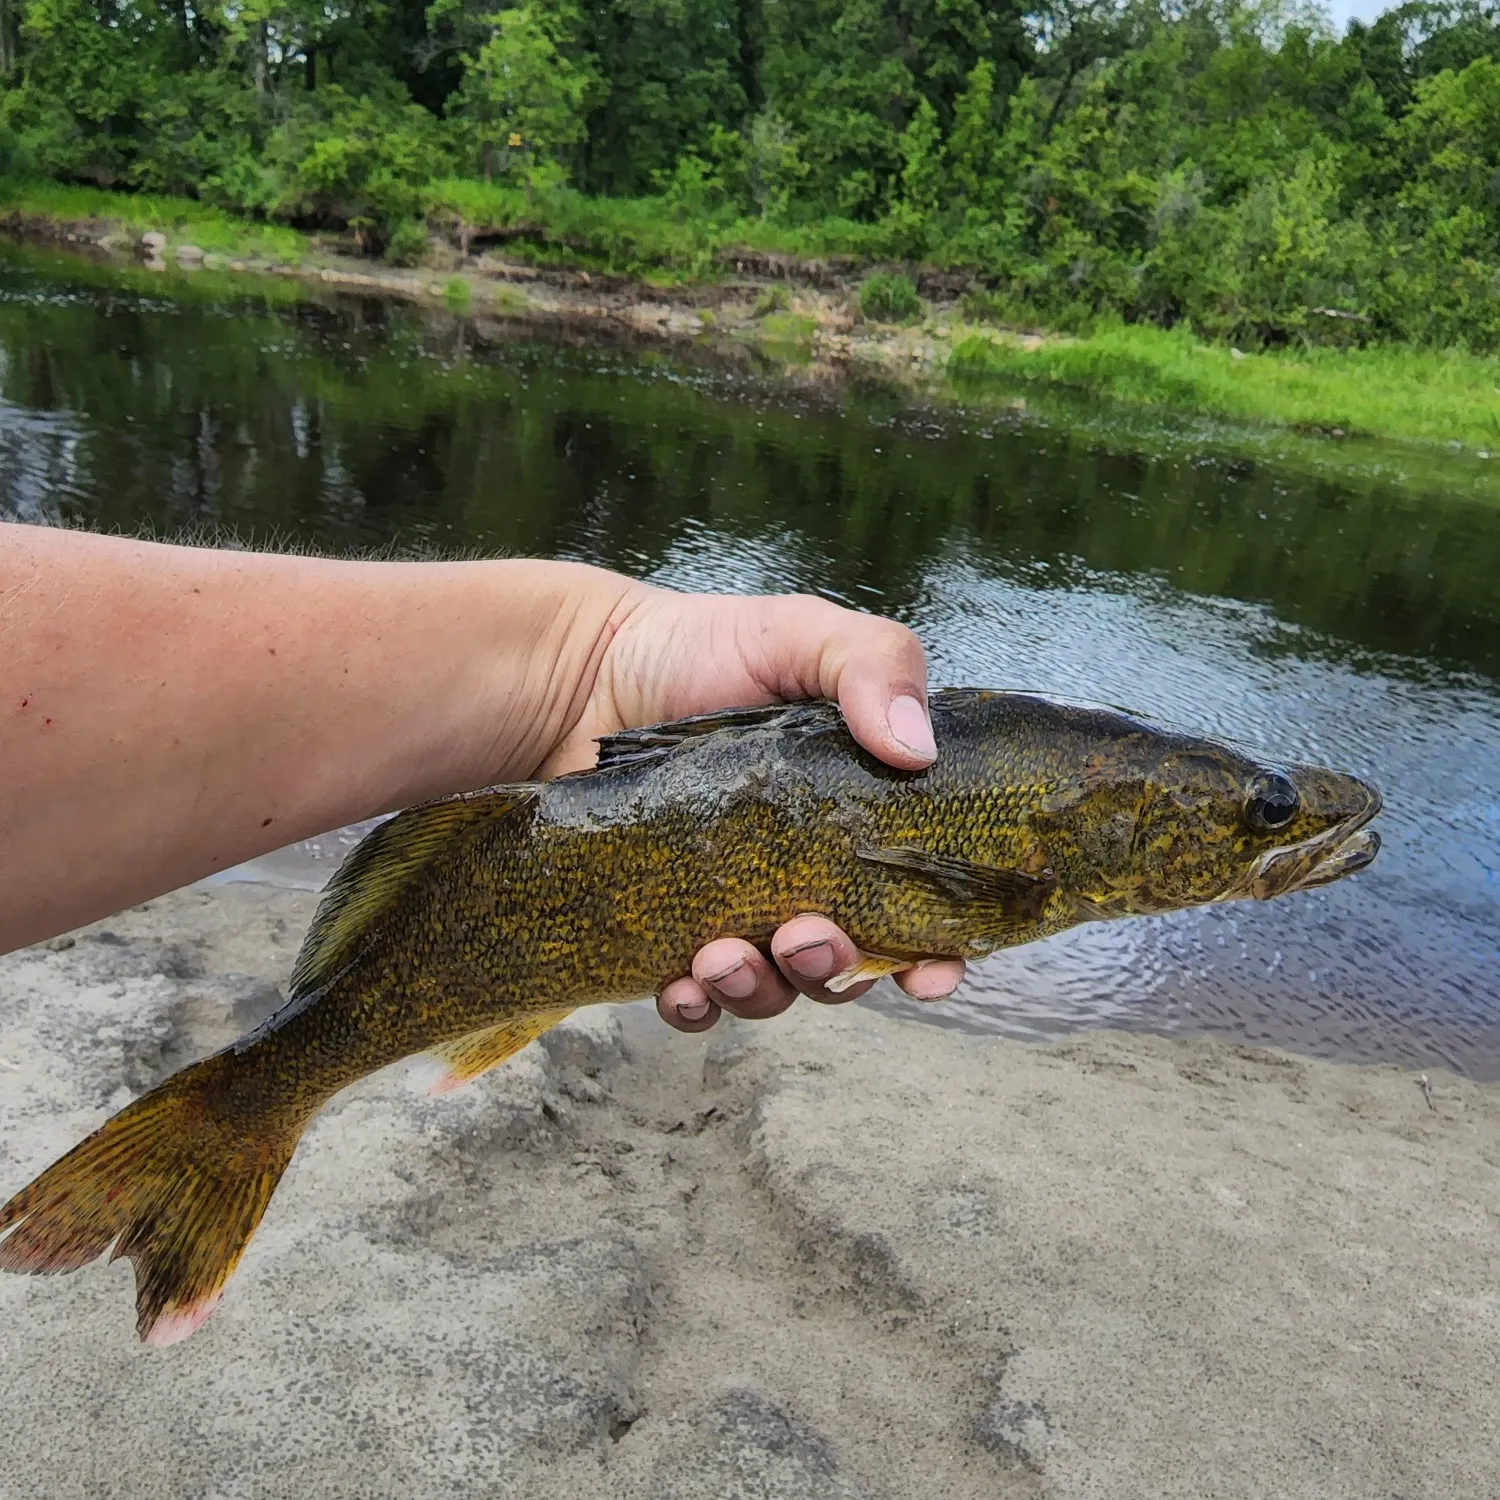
xmin=825 ymin=954 xmax=914 ymax=995
xmin=423 ymin=1009 xmax=574 ymax=1096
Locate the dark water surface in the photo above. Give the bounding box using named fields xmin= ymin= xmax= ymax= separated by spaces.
xmin=3 ymin=242 xmax=1497 ymax=1077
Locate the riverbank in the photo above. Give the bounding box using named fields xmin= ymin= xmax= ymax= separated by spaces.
xmin=6 ymin=179 xmax=1499 ymax=457
xmin=949 ymin=326 xmax=1500 ymax=452
xmin=1 ymin=882 xmax=1496 ymax=1498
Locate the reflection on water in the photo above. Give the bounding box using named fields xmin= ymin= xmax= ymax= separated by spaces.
xmin=2 ymin=241 xmax=1497 ymax=1076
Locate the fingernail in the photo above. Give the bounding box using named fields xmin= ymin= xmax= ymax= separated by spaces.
xmin=677 ymin=995 xmax=710 ymax=1021
xmin=887 ymin=694 xmax=937 ymax=762
xmin=705 ymin=960 xmax=758 ymax=1000
xmin=783 ymin=939 xmax=835 ymax=981
xmin=905 ymin=962 xmax=957 ymax=1001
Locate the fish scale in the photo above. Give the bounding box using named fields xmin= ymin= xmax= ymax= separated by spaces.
xmin=0 ymin=688 xmax=1380 ymax=1345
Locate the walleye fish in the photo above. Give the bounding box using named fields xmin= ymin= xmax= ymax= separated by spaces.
xmin=0 ymin=689 xmax=1381 ymax=1344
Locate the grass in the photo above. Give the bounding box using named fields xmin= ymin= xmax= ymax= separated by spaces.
xmin=442 ymin=275 xmax=471 ymax=313
xmin=752 ymin=284 xmax=791 ymax=315
xmin=759 ymin=311 xmax=816 ymax=342
xmin=0 ymin=177 xmax=308 ymax=262
xmin=426 ymin=176 xmax=904 ymax=273
xmin=756 ymin=310 xmax=817 ymax=361
xmin=948 ymin=322 xmax=1500 ymax=451
xmin=491 ymin=283 xmax=532 ymax=315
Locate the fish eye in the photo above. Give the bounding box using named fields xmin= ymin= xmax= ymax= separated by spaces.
xmin=1246 ymin=772 xmax=1299 ymax=831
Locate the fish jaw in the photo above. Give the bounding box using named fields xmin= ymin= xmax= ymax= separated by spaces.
xmin=1286 ymin=827 xmax=1381 ymax=892
xmin=1241 ymin=777 xmax=1383 ymax=901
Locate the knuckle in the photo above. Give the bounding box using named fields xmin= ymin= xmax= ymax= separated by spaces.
xmin=859 ymin=612 xmax=922 ymax=656
xmin=782 ymin=592 xmax=844 ymax=622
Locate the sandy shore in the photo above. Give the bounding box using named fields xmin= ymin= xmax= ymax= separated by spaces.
xmin=1 ymin=882 xmax=1496 ymax=1499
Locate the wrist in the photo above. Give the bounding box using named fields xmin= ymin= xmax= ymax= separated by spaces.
xmin=393 ymin=559 xmax=650 ymax=801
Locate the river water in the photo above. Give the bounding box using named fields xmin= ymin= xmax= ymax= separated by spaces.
xmin=2 ymin=241 xmax=1497 ymax=1077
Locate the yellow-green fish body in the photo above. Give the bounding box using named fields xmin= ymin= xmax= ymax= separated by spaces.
xmin=0 ymin=689 xmax=1381 ymax=1344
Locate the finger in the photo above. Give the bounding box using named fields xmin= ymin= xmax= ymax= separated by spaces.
xmin=692 ymin=937 xmax=798 ymax=1021
xmin=770 ymin=913 xmax=873 ymax=1005
xmin=657 ymin=977 xmax=722 ymax=1033
xmin=741 ymin=597 xmax=937 ymax=771
xmin=895 ymin=959 xmax=966 ymax=1002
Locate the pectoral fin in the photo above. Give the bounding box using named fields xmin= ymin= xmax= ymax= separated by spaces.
xmin=825 ymin=953 xmax=914 ymax=994
xmin=423 ymin=1009 xmax=574 ymax=1096
xmin=855 ymin=845 xmax=1056 ymax=919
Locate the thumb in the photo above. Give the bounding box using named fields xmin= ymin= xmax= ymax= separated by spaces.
xmin=746 ymin=596 xmax=937 ymax=770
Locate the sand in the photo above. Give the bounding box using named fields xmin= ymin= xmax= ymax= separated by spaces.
xmin=1 ymin=881 xmax=1496 ymax=1499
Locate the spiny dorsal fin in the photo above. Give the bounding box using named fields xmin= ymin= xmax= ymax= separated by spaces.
xmin=288 ymin=786 xmax=537 ymax=1000
xmin=594 ymin=700 xmax=845 ymax=772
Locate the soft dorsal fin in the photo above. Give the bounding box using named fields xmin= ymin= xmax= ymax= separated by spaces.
xmin=288 ymin=786 xmax=537 ymax=1000
xmin=594 ymin=700 xmax=845 ymax=773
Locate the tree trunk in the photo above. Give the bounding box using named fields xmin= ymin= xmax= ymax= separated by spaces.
xmin=1042 ymin=57 xmax=1086 ymax=140
xmin=254 ymin=22 xmax=268 ymax=94
xmin=0 ymin=0 xmax=15 ymax=81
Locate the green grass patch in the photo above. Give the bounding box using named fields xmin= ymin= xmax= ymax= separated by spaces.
xmin=759 ymin=311 xmax=816 ymax=344
xmin=0 ymin=177 xmax=308 ymax=262
xmin=755 ymin=310 xmax=817 ymax=365
xmin=0 ymin=171 xmax=891 ymax=280
xmin=442 ymin=275 xmax=471 ymax=313
xmin=491 ymin=282 xmax=532 ymax=314
xmin=949 ymin=323 xmax=1500 ymax=450
xmin=425 ymin=177 xmax=904 ymax=275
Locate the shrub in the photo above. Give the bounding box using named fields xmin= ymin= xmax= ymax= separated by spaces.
xmin=753 ymin=284 xmax=790 ymax=315
xmin=267 ymin=86 xmax=451 ymax=248
xmin=859 ymin=272 xmax=922 ymax=323
xmin=385 ymin=219 xmax=430 ymax=266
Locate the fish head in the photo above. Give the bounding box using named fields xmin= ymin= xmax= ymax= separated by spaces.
xmin=1051 ymin=736 xmax=1382 ymax=919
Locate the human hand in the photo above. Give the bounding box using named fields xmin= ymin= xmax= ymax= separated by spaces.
xmin=537 ymin=587 xmax=967 ymax=1030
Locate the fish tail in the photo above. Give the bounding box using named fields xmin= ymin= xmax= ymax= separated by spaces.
xmin=0 ymin=1050 xmax=310 ymax=1346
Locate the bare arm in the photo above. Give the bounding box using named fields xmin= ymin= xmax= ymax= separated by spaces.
xmin=0 ymin=526 xmax=639 ymax=951
xmin=0 ymin=523 xmax=963 ymax=1014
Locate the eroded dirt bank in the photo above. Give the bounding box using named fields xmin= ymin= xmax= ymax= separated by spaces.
xmin=2 ymin=209 xmax=1029 ymax=392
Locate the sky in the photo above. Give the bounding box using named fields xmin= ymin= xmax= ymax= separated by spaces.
xmin=1323 ymin=0 xmax=1396 ymax=26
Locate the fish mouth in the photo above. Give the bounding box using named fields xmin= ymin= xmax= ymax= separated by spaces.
xmin=1238 ymin=783 xmax=1383 ymax=901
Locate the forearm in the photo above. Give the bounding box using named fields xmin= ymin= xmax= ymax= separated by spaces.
xmin=0 ymin=526 xmax=641 ymax=952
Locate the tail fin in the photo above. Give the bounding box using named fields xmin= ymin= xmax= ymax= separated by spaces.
xmin=0 ymin=1052 xmax=308 ymax=1346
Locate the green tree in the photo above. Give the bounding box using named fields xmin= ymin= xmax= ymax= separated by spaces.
xmin=576 ymin=0 xmax=750 ymax=197
xmin=446 ymin=3 xmax=600 ymax=177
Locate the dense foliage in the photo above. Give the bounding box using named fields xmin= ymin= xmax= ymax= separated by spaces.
xmin=3 ymin=0 xmax=1500 ymax=347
